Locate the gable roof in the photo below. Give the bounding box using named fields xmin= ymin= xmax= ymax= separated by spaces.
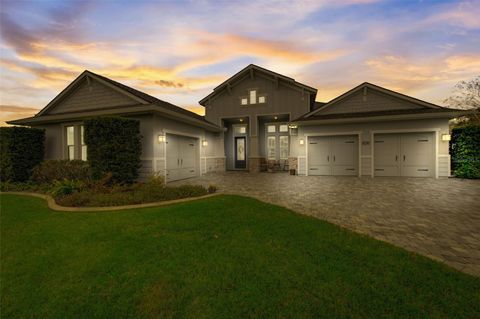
xmin=199 ymin=64 xmax=317 ymax=106
xmin=9 ymin=70 xmax=222 ymax=130
xmin=296 ymin=82 xmax=448 ymax=121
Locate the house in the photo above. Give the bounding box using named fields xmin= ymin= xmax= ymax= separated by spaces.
xmin=9 ymin=64 xmax=466 ymax=181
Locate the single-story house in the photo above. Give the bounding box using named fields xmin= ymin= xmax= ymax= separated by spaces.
xmin=9 ymin=64 xmax=467 ymax=181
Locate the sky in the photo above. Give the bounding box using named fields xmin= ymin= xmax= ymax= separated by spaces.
xmin=1 ymin=0 xmax=479 ymax=125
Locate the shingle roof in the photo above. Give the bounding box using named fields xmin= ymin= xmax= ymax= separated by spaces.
xmin=88 ymin=71 xmax=207 ymax=122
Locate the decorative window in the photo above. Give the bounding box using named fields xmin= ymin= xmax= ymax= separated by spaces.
xmin=80 ymin=125 xmax=87 ymax=161
xmin=259 ymin=96 xmax=266 ymax=103
xmin=249 ymin=90 xmax=257 ymax=104
xmin=66 ymin=126 xmax=75 ymax=160
xmin=279 ymin=124 xmax=288 ymax=132
xmin=234 ymin=126 xmax=247 ymax=134
xmin=267 ymin=136 xmax=276 ymax=160
xmin=267 ymin=125 xmax=276 ymax=133
xmin=241 ymin=98 xmax=248 ymax=105
xmin=279 ymin=136 xmax=289 ymax=160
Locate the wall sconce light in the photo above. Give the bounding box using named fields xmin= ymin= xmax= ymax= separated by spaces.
xmin=158 ymin=134 xmax=166 ymax=143
xmin=289 ymin=125 xmax=298 ymax=129
xmin=202 ymin=140 xmax=208 ymax=147
xmin=274 ymin=116 xmax=278 ymax=120
xmin=239 ymin=118 xmax=244 ymax=122
xmin=441 ymin=134 xmax=451 ymax=141
xmin=299 ymin=138 xmax=305 ymax=145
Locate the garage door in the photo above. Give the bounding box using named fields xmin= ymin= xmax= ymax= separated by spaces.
xmin=166 ymin=134 xmax=197 ymax=182
xmin=308 ymin=135 xmax=358 ymax=176
xmin=374 ymin=132 xmax=434 ymax=177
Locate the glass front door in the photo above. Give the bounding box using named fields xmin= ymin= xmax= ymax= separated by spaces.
xmin=234 ymin=137 xmax=247 ymax=169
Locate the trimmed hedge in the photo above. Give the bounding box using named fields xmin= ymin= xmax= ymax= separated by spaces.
xmin=450 ymin=124 xmax=480 ymax=179
xmin=0 ymin=127 xmax=45 ymax=182
xmin=84 ymin=117 xmax=142 ymax=183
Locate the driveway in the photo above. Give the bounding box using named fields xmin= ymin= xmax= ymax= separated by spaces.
xmin=170 ymin=172 xmax=480 ymax=276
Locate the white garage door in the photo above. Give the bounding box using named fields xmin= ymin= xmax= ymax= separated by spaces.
xmin=308 ymin=135 xmax=358 ymax=176
xmin=166 ymin=134 xmax=197 ymax=182
xmin=374 ymin=132 xmax=434 ymax=177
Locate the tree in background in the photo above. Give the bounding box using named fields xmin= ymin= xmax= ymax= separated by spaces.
xmin=444 ymin=76 xmax=479 ymax=125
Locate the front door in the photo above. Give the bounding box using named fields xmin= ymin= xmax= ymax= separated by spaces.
xmin=234 ymin=137 xmax=247 ymax=169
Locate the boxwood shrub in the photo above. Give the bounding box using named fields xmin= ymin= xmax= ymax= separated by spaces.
xmin=84 ymin=117 xmax=142 ymax=183
xmin=450 ymin=124 xmax=480 ymax=179
xmin=0 ymin=126 xmax=45 ymax=182
xmin=31 ymin=160 xmax=91 ymax=184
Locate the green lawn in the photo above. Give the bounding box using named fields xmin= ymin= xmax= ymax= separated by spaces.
xmin=1 ymin=194 xmax=479 ymax=318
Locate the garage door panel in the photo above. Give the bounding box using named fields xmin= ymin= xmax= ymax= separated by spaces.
xmin=373 ymin=132 xmax=434 ymax=177
xmin=307 ymin=135 xmax=358 ymax=176
xmin=332 ymin=136 xmax=357 ymax=166
xmin=374 ymin=166 xmax=400 ymax=176
xmin=166 ymin=134 xmax=197 ymax=182
xmin=333 ymin=166 xmax=357 ymax=176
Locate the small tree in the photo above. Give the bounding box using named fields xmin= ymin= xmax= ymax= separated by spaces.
xmin=84 ymin=117 xmax=142 ymax=183
xmin=0 ymin=126 xmax=45 ymax=182
xmin=444 ymin=76 xmax=480 ymax=124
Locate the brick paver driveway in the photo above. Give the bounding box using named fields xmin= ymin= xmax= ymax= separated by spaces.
xmin=171 ymin=172 xmax=480 ymax=276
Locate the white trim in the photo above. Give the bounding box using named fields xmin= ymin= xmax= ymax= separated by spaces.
xmin=438 ymin=154 xmax=451 ymax=176
xmin=361 ymin=155 xmax=372 ymax=158
xmin=305 ymin=131 xmax=362 ymax=177
xmin=370 ymin=128 xmax=440 ymax=178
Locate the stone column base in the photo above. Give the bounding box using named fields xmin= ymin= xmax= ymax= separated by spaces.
xmin=248 ymin=157 xmax=263 ymax=173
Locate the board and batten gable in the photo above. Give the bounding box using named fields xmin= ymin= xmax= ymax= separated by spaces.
xmin=314 ymin=88 xmax=427 ymax=116
xmin=204 ymin=73 xmax=311 ymax=136
xmin=46 ymin=77 xmax=139 ymax=115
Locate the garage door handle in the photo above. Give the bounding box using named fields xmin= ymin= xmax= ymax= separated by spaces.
xmin=395 ymin=155 xmax=398 ymax=161
xmin=375 ymin=169 xmax=384 ymax=171
xmin=403 ymin=155 xmax=406 ymax=161
xmin=177 ymin=159 xmax=180 ymax=165
xmin=310 ymin=168 xmax=318 ymax=170
xmin=345 ymin=168 xmax=355 ymax=171
xmin=417 ymin=169 xmax=429 ymax=171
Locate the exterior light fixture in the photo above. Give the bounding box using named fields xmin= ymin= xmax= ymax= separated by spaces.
xmin=289 ymin=125 xmax=298 ymax=129
xmin=158 ymin=134 xmax=166 ymax=143
xmin=202 ymin=140 xmax=208 ymax=147
xmin=239 ymin=118 xmax=244 ymax=122
xmin=274 ymin=116 xmax=278 ymax=120
xmin=299 ymin=139 xmax=305 ymax=145
xmin=442 ymin=134 xmax=451 ymax=141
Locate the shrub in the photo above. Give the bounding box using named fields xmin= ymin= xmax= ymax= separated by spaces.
xmin=450 ymin=124 xmax=480 ymax=179
xmin=0 ymin=127 xmax=44 ymax=182
xmin=207 ymin=185 xmax=217 ymax=193
xmin=31 ymin=160 xmax=91 ymax=184
xmin=84 ymin=117 xmax=142 ymax=183
xmin=50 ymin=180 xmax=86 ymax=198
xmin=0 ymin=181 xmax=51 ymax=193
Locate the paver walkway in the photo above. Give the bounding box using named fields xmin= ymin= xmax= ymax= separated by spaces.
xmin=171 ymin=172 xmax=480 ymax=276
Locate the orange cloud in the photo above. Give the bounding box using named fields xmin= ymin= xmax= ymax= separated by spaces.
xmin=0 ymin=105 xmax=38 ymax=126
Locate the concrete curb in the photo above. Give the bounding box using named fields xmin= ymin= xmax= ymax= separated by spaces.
xmin=1 ymin=192 xmax=222 ymax=212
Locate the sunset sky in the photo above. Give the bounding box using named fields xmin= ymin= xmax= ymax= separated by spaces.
xmin=1 ymin=0 xmax=479 ymax=125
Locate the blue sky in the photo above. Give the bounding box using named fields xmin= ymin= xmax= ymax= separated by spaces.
xmin=1 ymin=0 xmax=479 ymax=124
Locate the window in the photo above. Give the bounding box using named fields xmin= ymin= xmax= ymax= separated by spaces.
xmin=66 ymin=126 xmax=75 ymax=160
xmin=259 ymin=96 xmax=266 ymax=103
xmin=249 ymin=90 xmax=257 ymax=104
xmin=241 ymin=98 xmax=248 ymax=105
xmin=267 ymin=125 xmax=276 ymax=133
xmin=80 ymin=125 xmax=87 ymax=161
xmin=279 ymin=124 xmax=288 ymax=132
xmin=234 ymin=126 xmax=247 ymax=134
xmin=280 ymin=136 xmax=289 ymax=159
xmin=267 ymin=136 xmax=276 ymax=160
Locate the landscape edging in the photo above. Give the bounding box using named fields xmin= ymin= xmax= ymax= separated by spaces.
xmin=1 ymin=192 xmax=221 ymax=212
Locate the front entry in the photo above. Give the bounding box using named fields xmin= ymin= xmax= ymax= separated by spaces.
xmin=234 ymin=137 xmax=247 ymax=169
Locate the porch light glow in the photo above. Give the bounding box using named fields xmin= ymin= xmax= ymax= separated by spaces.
xmin=289 ymin=125 xmax=297 ymax=129
xmin=239 ymin=118 xmax=244 ymax=122
xmin=158 ymin=134 xmax=166 ymax=143
xmin=299 ymin=139 xmax=305 ymax=145
xmin=202 ymin=140 xmax=208 ymax=147
xmin=441 ymin=134 xmax=451 ymax=141
xmin=274 ymin=116 xmax=278 ymax=120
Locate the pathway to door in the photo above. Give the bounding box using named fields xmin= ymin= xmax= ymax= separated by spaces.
xmin=170 ymin=172 xmax=480 ymax=276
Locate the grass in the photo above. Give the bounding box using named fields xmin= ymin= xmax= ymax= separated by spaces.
xmin=1 ymin=194 xmax=479 ymax=318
